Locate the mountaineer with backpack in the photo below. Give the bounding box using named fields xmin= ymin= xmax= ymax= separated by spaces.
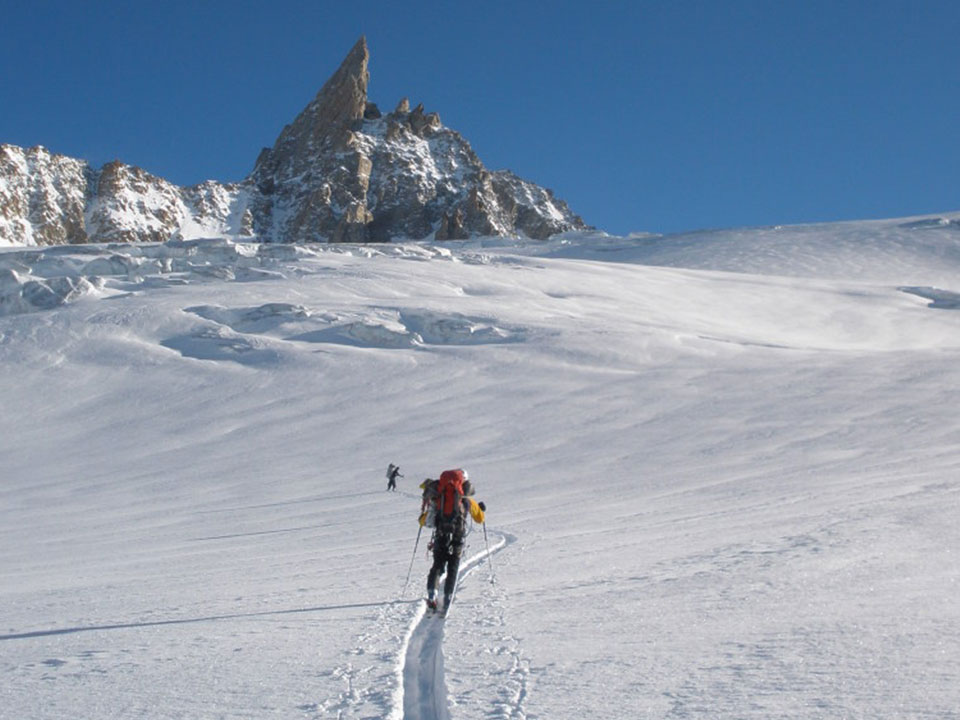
xmin=386 ymin=463 xmax=403 ymax=492
xmin=418 ymin=468 xmax=485 ymax=615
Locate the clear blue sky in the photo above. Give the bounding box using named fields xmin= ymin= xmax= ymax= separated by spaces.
xmin=2 ymin=0 xmax=958 ymax=235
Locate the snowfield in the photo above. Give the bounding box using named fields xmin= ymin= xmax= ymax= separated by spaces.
xmin=1 ymin=215 xmax=959 ymax=719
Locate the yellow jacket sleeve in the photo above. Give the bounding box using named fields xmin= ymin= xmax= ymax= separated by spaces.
xmin=468 ymin=498 xmax=485 ymax=524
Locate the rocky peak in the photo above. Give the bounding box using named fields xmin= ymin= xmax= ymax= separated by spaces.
xmin=1 ymin=37 xmax=589 ymax=247
xmin=0 ymin=145 xmax=91 ymax=246
xmin=243 ymin=37 xmax=588 ymax=243
xmin=252 ymin=36 xmax=370 ymax=187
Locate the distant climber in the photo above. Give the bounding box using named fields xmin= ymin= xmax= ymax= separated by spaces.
xmin=387 ymin=463 xmax=403 ymax=492
xmin=419 ymin=468 xmax=485 ymax=614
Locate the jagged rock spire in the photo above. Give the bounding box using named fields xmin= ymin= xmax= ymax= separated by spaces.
xmin=308 ymin=35 xmax=370 ymax=130
xmin=252 ymin=36 xmax=370 ymax=185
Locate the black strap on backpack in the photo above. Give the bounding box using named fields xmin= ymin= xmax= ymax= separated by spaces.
xmin=436 ymin=502 xmax=465 ymax=539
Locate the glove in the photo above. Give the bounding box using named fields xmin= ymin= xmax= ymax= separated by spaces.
xmin=418 ymin=512 xmax=426 ymax=527
xmin=478 ymin=501 xmax=486 ymax=512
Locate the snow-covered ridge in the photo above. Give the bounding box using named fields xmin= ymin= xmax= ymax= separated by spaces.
xmin=538 ymin=210 xmax=960 ymax=286
xmin=349 ymin=114 xmax=581 ymax=243
xmin=0 ymin=144 xmax=254 ymax=248
xmin=0 ymin=38 xmax=587 ymax=247
xmin=0 ymin=144 xmax=91 ymax=246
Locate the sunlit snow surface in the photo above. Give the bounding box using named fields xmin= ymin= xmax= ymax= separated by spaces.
xmin=2 ymin=215 xmax=960 ymax=718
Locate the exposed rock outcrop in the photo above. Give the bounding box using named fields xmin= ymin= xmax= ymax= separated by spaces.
xmin=0 ymin=37 xmax=588 ymax=247
xmin=0 ymin=145 xmax=91 ymax=246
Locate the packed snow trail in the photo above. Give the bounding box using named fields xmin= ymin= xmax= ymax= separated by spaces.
xmin=403 ymin=610 xmax=450 ymax=720
xmin=396 ymin=530 xmax=510 ymax=720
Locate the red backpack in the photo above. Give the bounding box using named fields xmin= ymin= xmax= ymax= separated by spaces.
xmin=436 ymin=469 xmax=466 ymax=535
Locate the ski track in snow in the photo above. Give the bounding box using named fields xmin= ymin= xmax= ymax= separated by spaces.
xmin=392 ymin=530 xmax=513 ymax=720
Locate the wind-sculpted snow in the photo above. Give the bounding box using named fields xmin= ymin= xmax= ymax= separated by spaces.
xmin=160 ymin=325 xmax=284 ymax=366
xmin=185 ymin=303 xmax=315 ymax=333
xmin=294 ymin=313 xmax=424 ymax=350
xmin=0 ymin=266 xmax=102 ymax=315
xmin=539 ymin=212 xmax=960 ymax=286
xmin=3 ymin=217 xmax=960 ymax=719
xmin=3 ymin=238 xmax=535 ymax=359
xmin=291 ymin=310 xmax=525 ymax=350
xmin=0 ymin=238 xmax=315 ymax=317
xmin=177 ymin=303 xmax=525 ymax=356
xmin=900 ymin=286 xmax=960 ymax=310
xmin=401 ymin=311 xmax=525 ymax=346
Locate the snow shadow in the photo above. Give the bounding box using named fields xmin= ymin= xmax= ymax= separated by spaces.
xmin=900 ymin=286 xmax=960 ymax=309
xmin=185 ymin=303 xmax=317 ymax=334
xmin=193 ymin=489 xmax=383 ymax=515
xmin=290 ymin=319 xmax=421 ymax=349
xmin=160 ymin=325 xmax=282 ymax=366
xmin=399 ymin=310 xmax=526 ymax=345
xmin=0 ymin=267 xmax=101 ymax=316
xmin=0 ymin=600 xmax=418 ymax=642
xmin=170 ymin=303 xmax=517 ymax=360
xmin=289 ymin=309 xmax=526 ymax=350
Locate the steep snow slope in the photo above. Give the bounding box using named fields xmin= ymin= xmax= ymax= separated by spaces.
xmin=1 ymin=218 xmax=959 ymax=718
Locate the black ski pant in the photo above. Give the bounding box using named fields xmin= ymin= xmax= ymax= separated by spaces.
xmin=427 ymin=537 xmax=462 ymax=600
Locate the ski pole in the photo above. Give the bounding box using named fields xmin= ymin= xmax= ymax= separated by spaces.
xmin=401 ymin=524 xmax=423 ymax=598
xmin=482 ymin=521 xmax=496 ymax=584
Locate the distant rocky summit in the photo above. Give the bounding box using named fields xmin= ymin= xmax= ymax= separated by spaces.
xmin=0 ymin=37 xmax=587 ymax=246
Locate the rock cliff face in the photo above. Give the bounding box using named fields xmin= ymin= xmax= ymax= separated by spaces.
xmin=0 ymin=145 xmax=92 ymax=246
xmin=0 ymin=145 xmax=254 ymax=246
xmin=0 ymin=37 xmax=587 ymax=247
